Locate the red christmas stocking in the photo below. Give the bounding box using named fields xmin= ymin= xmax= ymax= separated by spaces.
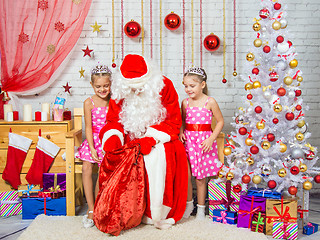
xmin=26 ymin=136 xmax=60 ymax=187
xmin=2 ymin=132 xmax=33 ymax=189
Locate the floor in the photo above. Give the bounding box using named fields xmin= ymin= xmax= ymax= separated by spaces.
xmin=1 ymin=195 xmax=320 ymax=240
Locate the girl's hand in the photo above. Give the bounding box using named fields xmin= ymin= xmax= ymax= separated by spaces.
xmin=200 ymin=137 xmax=215 ymax=152
xmin=90 ymin=148 xmax=101 ymax=163
xmin=179 ymin=132 xmax=186 ymax=143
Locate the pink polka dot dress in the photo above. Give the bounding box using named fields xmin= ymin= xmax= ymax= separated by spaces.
xmin=75 ymin=98 xmax=108 ymax=166
xmin=184 ymin=98 xmax=222 ymax=179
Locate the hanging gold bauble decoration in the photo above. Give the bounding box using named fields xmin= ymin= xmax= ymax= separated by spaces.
xmin=233 ymin=71 xmax=238 ymax=76
xmin=278 ymin=168 xmax=287 ymax=177
xmin=229 ymin=139 xmax=236 ymax=146
xmin=274 ymin=104 xmax=283 ymax=113
xmin=245 ymin=138 xmax=253 ymax=146
xmin=254 ymin=39 xmax=262 ymax=47
xmin=246 ymin=53 xmax=255 ymax=61
xmin=223 ymin=147 xmax=232 ymax=156
xmin=252 ymin=81 xmax=261 ymax=89
xmin=252 ymin=175 xmax=262 ymax=184
xmin=299 ymin=164 xmax=307 ymax=172
xmin=297 ymin=120 xmax=305 ymax=128
xmin=280 ymin=143 xmax=287 ymax=153
xmin=272 ymin=20 xmax=281 ymax=30
xmin=303 ymin=181 xmax=312 ymax=190
xmin=289 ymin=59 xmax=298 ymax=68
xmin=253 ymin=22 xmax=261 ymax=31
xmin=256 ymin=121 xmax=265 ymax=130
xmin=226 ymin=172 xmax=234 ymax=180
xmin=246 ymin=157 xmax=255 ymax=165
xmin=261 ymin=141 xmax=271 ymax=150
xmin=218 ymin=170 xmax=225 ymax=178
xmin=295 ymin=132 xmax=304 ymax=141
xmin=245 ymin=83 xmax=253 ymax=90
xmin=284 ymin=76 xmax=293 ymax=85
xmin=297 ymin=76 xmax=303 ymax=82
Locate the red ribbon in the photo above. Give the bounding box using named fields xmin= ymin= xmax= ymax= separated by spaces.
xmin=185 ymin=123 xmax=211 ymax=131
xmin=295 ymin=111 xmax=304 ymax=120
xmin=225 ymin=139 xmax=235 ymax=149
xmin=297 ymin=205 xmax=309 ymax=219
xmin=247 ymin=130 xmax=252 ymax=138
xmin=238 ymin=196 xmax=262 ymax=228
xmin=267 ymin=198 xmax=297 ymax=224
xmin=38 ymin=192 xmax=51 ymax=215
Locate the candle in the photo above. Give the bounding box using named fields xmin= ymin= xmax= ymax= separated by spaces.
xmin=63 ymin=110 xmax=71 ymax=120
xmin=3 ymin=104 xmax=13 ymax=121
xmin=41 ymin=103 xmax=50 ymax=120
xmin=35 ymin=111 xmax=41 ymax=121
xmin=7 ymin=112 xmax=13 ymax=122
xmin=13 ymin=111 xmax=19 ymax=120
xmin=23 ymin=104 xmax=32 ymax=121
xmin=41 ymin=111 xmax=48 ymax=121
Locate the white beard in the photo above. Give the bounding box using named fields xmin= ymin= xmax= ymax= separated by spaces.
xmin=111 ymin=61 xmax=167 ymax=139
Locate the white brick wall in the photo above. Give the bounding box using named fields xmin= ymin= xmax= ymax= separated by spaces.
xmin=15 ymin=0 xmax=320 ymax=160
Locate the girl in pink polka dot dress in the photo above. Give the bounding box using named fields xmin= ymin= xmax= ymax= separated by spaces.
xmin=75 ymin=64 xmax=112 ymax=228
xmin=179 ymin=66 xmax=224 ymax=220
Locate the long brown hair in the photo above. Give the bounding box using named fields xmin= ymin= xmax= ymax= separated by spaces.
xmin=183 ymin=68 xmax=208 ymax=94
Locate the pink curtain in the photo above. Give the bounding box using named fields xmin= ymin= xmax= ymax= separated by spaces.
xmin=0 ymin=0 xmax=92 ymax=117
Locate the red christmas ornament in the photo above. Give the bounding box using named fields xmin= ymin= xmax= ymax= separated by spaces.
xmin=268 ymin=180 xmax=277 ymax=189
xmin=273 ymin=118 xmax=279 ymax=124
xmin=285 ymin=112 xmax=295 ymax=121
xmin=164 ymin=12 xmax=181 ymax=30
xmin=267 ymin=133 xmax=275 ymax=142
xmin=259 ymin=8 xmax=270 ymax=19
xmin=112 ymin=63 xmax=116 ymax=68
xmin=295 ymin=90 xmax=302 ymax=96
xmin=288 ymin=186 xmax=298 ymax=195
xmin=296 ymin=105 xmax=302 ymax=111
xmin=242 ymin=174 xmax=251 ymax=184
xmin=124 ymin=20 xmax=141 ymax=38
xmin=239 ymin=127 xmax=247 ymax=135
xmin=233 ymin=184 xmax=242 ymax=193
xmin=247 ymin=94 xmax=253 ymax=100
xmin=203 ymin=34 xmax=220 ymax=52
xmin=252 ymin=68 xmax=259 ymax=75
xmin=250 ymin=145 xmax=259 ymax=154
xmin=290 ymin=166 xmax=300 ymax=175
xmin=274 ymin=3 xmax=281 ymax=10
xmin=263 ymin=45 xmax=271 ymax=53
xmin=305 ymin=151 xmax=315 ymax=160
xmin=222 ymin=78 xmax=227 ymax=84
xmin=269 ymin=71 xmax=279 ymax=82
xmin=277 ymin=87 xmax=286 ymax=96
xmin=276 ymin=36 xmax=284 ymax=43
xmin=288 ymin=41 xmax=293 ymax=47
xmin=255 ymin=106 xmax=262 ymax=114
xmin=314 ymin=175 xmax=320 ymax=184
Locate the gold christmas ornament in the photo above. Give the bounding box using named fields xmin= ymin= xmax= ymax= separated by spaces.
xmin=233 ymin=71 xmax=238 ymax=76
xmin=252 ymin=81 xmax=261 ymax=89
xmin=226 ymin=172 xmax=234 ymax=180
xmin=229 ymin=139 xmax=236 ymax=146
xmin=223 ymin=147 xmax=232 ymax=156
xmin=252 ymin=175 xmax=262 ymax=184
xmin=289 ymin=59 xmax=298 ymax=68
xmin=245 ymin=83 xmax=253 ymax=90
xmin=245 ymin=138 xmax=253 ymax=146
xmin=272 ymin=20 xmax=281 ymax=30
xmin=246 ymin=53 xmax=255 ymax=61
xmin=297 ymin=76 xmax=303 ymax=82
xmin=278 ymin=168 xmax=287 ymax=177
xmin=280 ymin=143 xmax=287 ymax=153
xmin=299 ymin=164 xmax=308 ymax=172
xmin=256 ymin=121 xmax=265 ymax=130
xmin=253 ymin=22 xmax=261 ymax=31
xmin=261 ymin=141 xmax=271 ymax=150
xmin=295 ymin=132 xmax=304 ymax=141
xmin=254 ymin=39 xmax=262 ymax=47
xmin=246 ymin=157 xmax=255 ymax=165
xmin=303 ymin=181 xmax=312 ymax=190
xmin=218 ymin=170 xmax=225 ymax=178
xmin=274 ymin=104 xmax=283 ymax=113
xmin=297 ymin=120 xmax=305 ymax=128
xmin=284 ymin=76 xmax=293 ymax=85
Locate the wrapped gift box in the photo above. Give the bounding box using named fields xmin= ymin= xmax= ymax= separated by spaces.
xmin=303 ymin=222 xmax=318 ymax=235
xmin=208 ymin=180 xmax=241 ymax=218
xmin=251 ymin=211 xmax=265 ymax=233
xmin=43 ymin=173 xmax=66 ymax=191
xmin=247 ymin=187 xmax=281 ymax=199
xmin=211 ymin=209 xmax=237 ymax=224
xmin=272 ymin=221 xmax=298 ymax=240
xmin=22 ymin=197 xmax=66 ymax=219
xmin=266 ymin=198 xmax=297 ymax=235
xmin=0 ymin=191 xmax=22 ymax=217
xmin=237 ymin=195 xmax=266 ymax=229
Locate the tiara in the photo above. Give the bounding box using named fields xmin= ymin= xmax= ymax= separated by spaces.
xmin=185 ymin=65 xmax=206 ymax=79
xmin=91 ymin=64 xmax=112 ymax=75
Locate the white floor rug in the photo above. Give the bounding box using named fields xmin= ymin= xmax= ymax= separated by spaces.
xmin=18 ymin=215 xmax=269 ymax=240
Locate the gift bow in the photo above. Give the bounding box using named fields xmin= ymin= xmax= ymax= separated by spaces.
xmin=267 ymin=198 xmax=297 ymax=224
xmin=252 ymin=212 xmax=264 ymax=232
xmin=297 ymin=205 xmax=309 ymax=219
xmin=257 ymin=189 xmax=272 ymax=197
xmin=307 ymin=222 xmax=315 ymax=233
xmin=48 ymin=185 xmax=61 ymax=193
xmin=19 ymin=184 xmax=41 ymax=196
xmin=281 ymin=222 xmax=290 ymax=239
xmin=215 ymin=211 xmax=228 ymax=224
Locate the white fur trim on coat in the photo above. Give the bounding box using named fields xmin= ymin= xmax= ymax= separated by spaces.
xmin=101 ymin=129 xmax=124 ymax=149
xmin=145 ymin=127 xmax=170 ymax=144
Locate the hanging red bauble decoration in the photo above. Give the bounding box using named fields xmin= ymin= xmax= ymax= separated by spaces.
xmin=296 ymin=105 xmax=302 ymax=111
xmin=268 ymin=180 xmax=277 ymax=189
xmin=295 ymin=90 xmax=302 ymax=96
xmin=263 ymin=45 xmax=271 ymax=53
xmin=255 ymin=106 xmax=262 ymax=114
xmin=274 ymin=3 xmax=281 ymax=10
xmin=290 ymin=166 xmax=300 ymax=175
xmin=276 ymin=36 xmax=284 ymax=43
xmin=164 ymin=12 xmax=181 ymax=30
xmin=124 ymin=20 xmax=141 ymax=38
xmin=259 ymin=8 xmax=270 ymax=19
xmin=233 ymin=184 xmax=242 ymax=193
xmin=273 ymin=118 xmax=279 ymax=124
xmin=252 ymin=68 xmax=259 ymax=75
xmin=288 ymin=41 xmax=293 ymax=47
xmin=305 ymin=151 xmax=315 ymax=160
xmin=286 ymin=112 xmax=295 ymax=121
xmin=242 ymin=174 xmax=251 ymax=184
xmin=250 ymin=145 xmax=259 ymax=154
xmin=222 ymin=78 xmax=227 ymax=84
xmin=267 ymin=133 xmax=275 ymax=142
xmin=239 ymin=127 xmax=247 ymax=135
xmin=247 ymin=94 xmax=253 ymax=100
xmin=288 ymin=186 xmax=298 ymax=195
xmin=269 ymin=71 xmax=279 ymax=82
xmin=203 ymin=33 xmax=220 ymax=52
xmin=112 ymin=63 xmax=116 ymax=68
xmin=277 ymin=87 xmax=286 ymax=96
xmin=314 ymin=175 xmax=320 ymax=183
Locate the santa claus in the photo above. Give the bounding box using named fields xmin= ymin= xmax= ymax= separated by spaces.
xmin=95 ymin=54 xmax=188 ymax=233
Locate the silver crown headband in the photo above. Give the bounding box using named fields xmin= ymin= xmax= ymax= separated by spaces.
xmin=185 ymin=66 xmax=206 ymax=80
xmin=91 ymin=64 xmax=112 ymax=75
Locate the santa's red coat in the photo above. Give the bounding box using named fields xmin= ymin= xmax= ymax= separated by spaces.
xmin=98 ymin=77 xmax=188 ymax=228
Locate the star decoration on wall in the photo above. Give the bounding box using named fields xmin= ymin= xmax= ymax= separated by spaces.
xmin=54 ymin=21 xmax=65 ymax=32
xmin=63 ymin=82 xmax=72 ymax=94
xmin=79 ymin=67 xmax=85 ymax=78
xmin=47 ymin=44 xmax=55 ymax=54
xmin=38 ymin=0 xmax=49 ymax=10
xmin=18 ymin=32 xmax=29 ymax=43
xmin=82 ymin=46 xmax=93 ymax=57
xmin=91 ymin=21 xmax=102 ymax=33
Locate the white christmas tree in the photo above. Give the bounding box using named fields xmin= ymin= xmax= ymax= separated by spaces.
xmin=218 ymin=0 xmax=319 ymax=196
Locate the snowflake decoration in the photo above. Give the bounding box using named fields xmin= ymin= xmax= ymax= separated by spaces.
xmin=18 ymin=32 xmax=29 ymax=43
xmin=54 ymin=21 xmax=65 ymax=32
xmin=47 ymin=44 xmax=55 ymax=54
xmin=38 ymin=0 xmax=48 ymax=11
xmin=72 ymin=0 xmax=82 ymax=5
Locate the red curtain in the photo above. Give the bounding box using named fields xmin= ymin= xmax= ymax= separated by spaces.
xmin=0 ymin=0 xmax=92 ymax=117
